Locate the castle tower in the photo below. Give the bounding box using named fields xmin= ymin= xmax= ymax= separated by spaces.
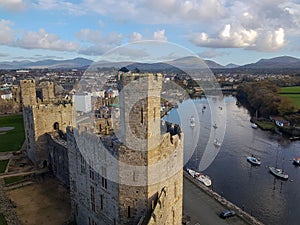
xmin=20 ymin=79 xmax=73 ymax=167
xmin=20 ymin=79 xmax=37 ymax=106
xmin=41 ymin=81 xmax=55 ymax=103
xmin=116 ymin=71 xmax=183 ymax=225
xmin=68 ymin=71 xmax=183 ymax=225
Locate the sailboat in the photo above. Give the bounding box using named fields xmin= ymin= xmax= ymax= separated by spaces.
xmin=269 ymin=144 xmax=288 ymax=180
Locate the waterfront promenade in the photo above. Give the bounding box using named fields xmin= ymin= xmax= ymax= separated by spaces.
xmin=183 ymin=171 xmax=264 ymax=225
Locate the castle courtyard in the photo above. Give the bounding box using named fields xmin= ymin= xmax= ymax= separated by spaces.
xmin=6 ymin=178 xmax=70 ymax=225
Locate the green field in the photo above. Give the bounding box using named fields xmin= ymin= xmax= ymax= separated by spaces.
xmin=4 ymin=176 xmax=24 ymax=185
xmin=0 ymin=214 xmax=7 ymax=225
xmin=280 ymin=86 xmax=300 ymax=109
xmin=0 ymin=160 xmax=9 ymax=173
xmin=0 ymin=115 xmax=25 ymax=152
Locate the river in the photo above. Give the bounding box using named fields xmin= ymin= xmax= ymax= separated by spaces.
xmin=164 ymin=96 xmax=300 ymax=225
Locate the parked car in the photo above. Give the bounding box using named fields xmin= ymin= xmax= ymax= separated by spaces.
xmin=219 ymin=210 xmax=236 ymax=219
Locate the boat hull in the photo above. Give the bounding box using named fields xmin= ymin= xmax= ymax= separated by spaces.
xmin=187 ymin=168 xmax=212 ymax=187
xmin=247 ymin=156 xmax=261 ymax=166
xmin=269 ymin=166 xmax=288 ymax=180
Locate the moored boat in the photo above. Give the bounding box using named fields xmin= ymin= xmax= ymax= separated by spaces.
xmin=290 ymin=136 xmax=300 ymax=141
xmin=269 ymin=166 xmax=288 ymax=180
xmin=247 ymin=156 xmax=261 ymax=166
xmin=187 ymin=168 xmax=212 ymax=187
xmin=214 ymin=138 xmax=221 ymax=147
xmin=251 ymin=123 xmax=258 ymax=129
xmin=293 ymin=157 xmax=300 ymax=166
xmin=190 ymin=116 xmax=195 ymax=127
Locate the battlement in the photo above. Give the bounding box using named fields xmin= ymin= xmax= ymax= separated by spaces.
xmin=117 ymin=72 xmax=162 ymax=91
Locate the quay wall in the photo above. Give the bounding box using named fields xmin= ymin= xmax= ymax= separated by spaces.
xmin=183 ymin=170 xmax=265 ymax=225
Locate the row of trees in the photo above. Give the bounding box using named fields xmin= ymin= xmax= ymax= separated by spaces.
xmin=236 ymin=81 xmax=295 ymax=118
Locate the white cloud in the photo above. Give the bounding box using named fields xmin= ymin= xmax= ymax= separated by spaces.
xmin=249 ymin=28 xmax=285 ymax=51
xmin=128 ymin=32 xmax=143 ymax=43
xmin=191 ymin=24 xmax=257 ymax=48
xmin=153 ymin=29 xmax=168 ymax=42
xmin=16 ymin=29 xmax=79 ymax=51
xmin=0 ymin=0 xmax=25 ymax=11
xmin=191 ymin=24 xmax=285 ymax=52
xmin=0 ymin=20 xmax=14 ymax=45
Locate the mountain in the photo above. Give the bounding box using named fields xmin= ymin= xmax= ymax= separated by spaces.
xmin=0 ymin=57 xmax=93 ymax=69
xmin=241 ymin=56 xmax=300 ymax=69
xmin=225 ymin=63 xmax=239 ymax=69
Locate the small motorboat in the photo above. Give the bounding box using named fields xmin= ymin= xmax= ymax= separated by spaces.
xmin=213 ymin=123 xmax=217 ymax=129
xmin=290 ymin=136 xmax=300 ymax=141
xmin=293 ymin=157 xmax=300 ymax=166
xmin=187 ymin=168 xmax=212 ymax=187
xmin=190 ymin=116 xmax=195 ymax=127
xmin=269 ymin=166 xmax=288 ymax=180
xmin=214 ymin=138 xmax=221 ymax=147
xmin=247 ymin=156 xmax=261 ymax=166
xmin=251 ymin=123 xmax=258 ymax=129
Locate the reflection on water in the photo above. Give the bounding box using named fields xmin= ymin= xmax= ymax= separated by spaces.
xmin=164 ymin=96 xmax=300 ymax=225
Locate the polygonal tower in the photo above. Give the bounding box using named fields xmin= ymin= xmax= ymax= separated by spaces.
xmin=116 ymin=71 xmax=183 ymax=225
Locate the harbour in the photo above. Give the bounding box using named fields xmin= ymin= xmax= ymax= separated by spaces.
xmin=165 ymin=95 xmax=300 ymax=225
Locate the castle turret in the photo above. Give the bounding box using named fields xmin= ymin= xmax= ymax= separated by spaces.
xmin=20 ymin=79 xmax=37 ymax=106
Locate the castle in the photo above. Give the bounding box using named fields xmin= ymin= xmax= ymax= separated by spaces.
xmin=20 ymin=71 xmax=184 ymax=225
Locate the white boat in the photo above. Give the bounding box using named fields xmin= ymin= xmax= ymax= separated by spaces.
xmin=190 ymin=116 xmax=195 ymax=127
xmin=214 ymin=138 xmax=221 ymax=147
xmin=187 ymin=168 xmax=212 ymax=187
xmin=247 ymin=156 xmax=261 ymax=166
xmin=251 ymin=123 xmax=258 ymax=129
xmin=293 ymin=157 xmax=300 ymax=166
xmin=269 ymin=166 xmax=288 ymax=180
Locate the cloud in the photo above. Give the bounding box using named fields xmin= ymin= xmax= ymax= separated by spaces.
xmin=191 ymin=24 xmax=257 ymax=48
xmin=0 ymin=0 xmax=25 ymax=11
xmin=198 ymin=49 xmax=228 ymax=59
xmin=0 ymin=20 xmax=14 ymax=45
xmin=34 ymin=0 xmax=85 ymax=15
xmin=16 ymin=29 xmax=79 ymax=51
xmin=249 ymin=28 xmax=285 ymax=52
xmin=153 ymin=29 xmax=168 ymax=41
xmin=128 ymin=32 xmax=143 ymax=43
xmin=77 ymin=30 xmax=123 ymax=56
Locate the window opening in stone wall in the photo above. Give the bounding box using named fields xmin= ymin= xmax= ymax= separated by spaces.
xmin=128 ymin=206 xmax=131 ymax=218
xmin=140 ymin=107 xmax=143 ymax=124
xmin=100 ymin=194 xmax=103 ymax=210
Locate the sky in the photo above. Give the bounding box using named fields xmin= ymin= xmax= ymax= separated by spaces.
xmin=0 ymin=0 xmax=300 ymax=65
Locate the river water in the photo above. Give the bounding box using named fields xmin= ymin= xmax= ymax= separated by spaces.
xmin=164 ymin=96 xmax=300 ymax=225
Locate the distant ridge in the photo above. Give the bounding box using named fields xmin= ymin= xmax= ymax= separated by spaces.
xmin=241 ymin=56 xmax=300 ymax=69
xmin=0 ymin=57 xmax=93 ymax=69
xmin=1 ymin=55 xmax=300 ymax=70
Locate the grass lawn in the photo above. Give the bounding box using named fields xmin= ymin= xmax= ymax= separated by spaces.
xmin=280 ymin=93 xmax=300 ymax=108
xmin=280 ymin=86 xmax=300 ymax=93
xmin=0 ymin=160 xmax=9 ymax=173
xmin=0 ymin=214 xmax=7 ymax=225
xmin=4 ymin=176 xmax=24 ymax=185
xmin=0 ymin=115 xmax=25 ymax=152
xmin=256 ymin=121 xmax=276 ymax=130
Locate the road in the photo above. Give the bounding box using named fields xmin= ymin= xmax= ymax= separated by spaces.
xmin=183 ymin=176 xmax=251 ymax=225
